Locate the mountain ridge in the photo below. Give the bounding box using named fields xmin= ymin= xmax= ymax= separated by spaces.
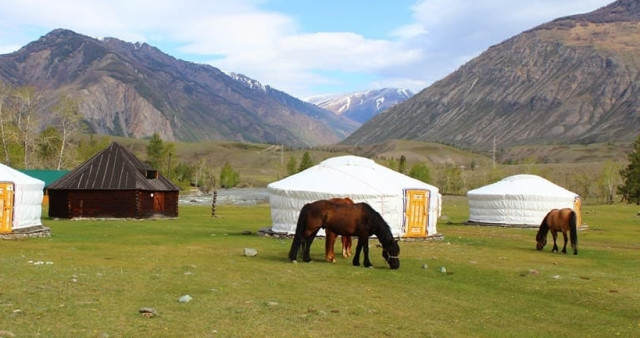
xmin=342 ymin=0 xmax=640 ymax=150
xmin=0 ymin=29 xmax=359 ymax=146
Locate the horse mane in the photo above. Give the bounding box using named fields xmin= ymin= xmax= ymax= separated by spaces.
xmin=536 ymin=213 xmax=550 ymax=242
xmin=361 ymin=203 xmax=395 ymax=245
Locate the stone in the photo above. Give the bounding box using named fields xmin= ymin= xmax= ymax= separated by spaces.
xmin=138 ymin=307 xmax=159 ymax=318
xmin=243 ymin=248 xmax=257 ymax=257
xmin=178 ymin=295 xmax=192 ymax=303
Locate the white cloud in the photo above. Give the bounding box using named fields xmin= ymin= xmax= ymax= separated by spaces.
xmin=173 ymin=12 xmax=296 ymax=56
xmin=0 ymin=0 xmax=614 ymax=97
xmin=0 ymin=0 xmax=424 ymax=96
xmin=212 ymin=31 xmax=424 ymax=97
xmin=380 ymin=0 xmax=613 ymax=93
xmin=390 ymin=23 xmax=429 ymax=40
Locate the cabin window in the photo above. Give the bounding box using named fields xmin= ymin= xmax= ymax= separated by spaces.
xmin=145 ymin=170 xmax=158 ymax=179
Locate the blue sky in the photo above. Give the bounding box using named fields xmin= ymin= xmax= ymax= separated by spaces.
xmin=0 ymin=0 xmax=612 ymax=99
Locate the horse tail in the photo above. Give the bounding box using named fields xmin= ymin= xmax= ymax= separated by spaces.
xmin=569 ymin=210 xmax=578 ymax=255
xmin=288 ymin=203 xmax=309 ymax=261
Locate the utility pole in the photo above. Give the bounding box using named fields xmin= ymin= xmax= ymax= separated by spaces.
xmin=492 ymin=136 xmax=496 ymax=169
xmin=167 ymin=152 xmax=172 ymax=180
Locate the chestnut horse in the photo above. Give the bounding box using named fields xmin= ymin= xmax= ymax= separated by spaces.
xmin=288 ymin=200 xmax=400 ymax=269
xmin=536 ymin=208 xmax=578 ymax=255
xmin=325 ymin=197 xmax=354 ymax=263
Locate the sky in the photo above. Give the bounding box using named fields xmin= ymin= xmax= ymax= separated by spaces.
xmin=0 ymin=0 xmax=613 ymax=99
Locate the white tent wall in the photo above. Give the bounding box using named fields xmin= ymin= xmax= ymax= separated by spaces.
xmin=0 ymin=163 xmax=44 ymax=230
xmin=467 ymin=174 xmax=579 ymax=226
xmin=268 ymin=156 xmax=440 ymax=238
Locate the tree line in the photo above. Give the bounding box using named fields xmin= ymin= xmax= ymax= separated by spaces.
xmin=145 ymin=132 xmax=640 ymax=203
xmin=0 ymin=82 xmax=84 ymax=170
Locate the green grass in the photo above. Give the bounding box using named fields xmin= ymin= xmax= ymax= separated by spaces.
xmin=1 ymin=200 xmax=639 ymax=337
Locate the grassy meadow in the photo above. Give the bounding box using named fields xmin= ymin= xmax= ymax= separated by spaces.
xmin=1 ymin=198 xmax=639 ymax=337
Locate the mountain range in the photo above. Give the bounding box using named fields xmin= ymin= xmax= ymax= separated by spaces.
xmin=343 ymin=0 xmax=640 ymax=150
xmin=2 ymin=0 xmax=638 ymax=151
xmin=0 ymin=29 xmax=362 ymax=147
xmin=305 ymin=88 xmax=414 ymax=123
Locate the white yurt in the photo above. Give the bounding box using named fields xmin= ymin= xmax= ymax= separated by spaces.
xmin=267 ymin=155 xmax=441 ymax=238
xmin=0 ymin=162 xmax=45 ymax=233
xmin=467 ymin=174 xmax=581 ymax=227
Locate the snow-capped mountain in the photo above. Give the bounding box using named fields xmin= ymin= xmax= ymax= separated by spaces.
xmin=306 ymin=88 xmax=415 ymax=123
xmin=228 ymin=72 xmax=268 ymax=92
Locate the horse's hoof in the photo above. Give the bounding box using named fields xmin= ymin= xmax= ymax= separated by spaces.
xmin=291 ymin=260 xmax=297 ymax=264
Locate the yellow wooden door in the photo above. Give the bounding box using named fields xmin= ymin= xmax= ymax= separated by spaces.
xmin=404 ymin=189 xmax=430 ymax=237
xmin=573 ymin=196 xmax=582 ymax=227
xmin=0 ymin=182 xmax=14 ymax=233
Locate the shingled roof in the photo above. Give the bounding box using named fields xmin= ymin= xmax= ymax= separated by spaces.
xmin=49 ymin=142 xmax=179 ymax=191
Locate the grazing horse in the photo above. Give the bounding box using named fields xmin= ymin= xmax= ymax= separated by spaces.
xmin=324 ymin=197 xmax=354 ymax=263
xmin=288 ymin=200 xmax=400 ymax=269
xmin=536 ymin=208 xmax=578 ymax=255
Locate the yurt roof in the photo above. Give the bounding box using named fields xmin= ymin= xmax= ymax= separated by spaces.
xmin=467 ymin=174 xmax=577 ymax=198
xmin=0 ymin=163 xmax=45 ymax=188
xmin=268 ymin=155 xmax=438 ymax=195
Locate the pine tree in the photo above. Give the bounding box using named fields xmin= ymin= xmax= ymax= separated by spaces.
xmin=618 ymin=135 xmax=640 ymax=204
xmin=398 ymin=155 xmax=407 ymax=174
xmin=286 ymin=155 xmax=297 ymax=176
xmin=146 ymin=133 xmax=164 ymax=169
xmin=298 ymin=151 xmax=314 ymax=172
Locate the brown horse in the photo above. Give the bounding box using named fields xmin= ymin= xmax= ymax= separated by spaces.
xmin=536 ymin=208 xmax=578 ymax=255
xmin=288 ymin=200 xmax=400 ymax=269
xmin=324 ymin=197 xmax=354 ymax=263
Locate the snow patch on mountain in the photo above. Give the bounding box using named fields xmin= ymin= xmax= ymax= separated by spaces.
xmin=229 ymin=72 xmax=268 ymax=92
xmin=304 ymin=88 xmax=414 ymax=123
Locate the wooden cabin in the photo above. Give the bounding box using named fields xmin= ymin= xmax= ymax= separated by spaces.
xmin=48 ymin=142 xmax=179 ymax=219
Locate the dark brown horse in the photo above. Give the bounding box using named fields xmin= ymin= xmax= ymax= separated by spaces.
xmin=536 ymin=208 xmax=578 ymax=255
xmin=288 ymin=200 xmax=400 ymax=269
xmin=324 ymin=197 xmax=354 ymax=263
